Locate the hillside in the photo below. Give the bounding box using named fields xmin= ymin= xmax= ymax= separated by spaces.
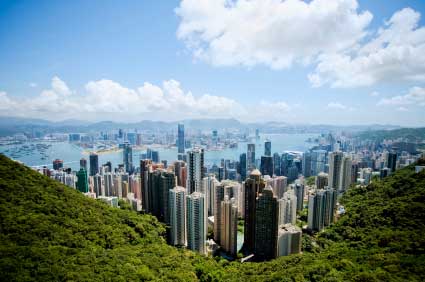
xmin=0 ymin=154 xmax=425 ymax=281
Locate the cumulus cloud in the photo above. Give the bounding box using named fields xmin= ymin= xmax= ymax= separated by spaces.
xmin=176 ymin=1 xmax=425 ymax=88
xmin=310 ymin=8 xmax=425 ymax=88
xmin=377 ymin=86 xmax=425 ymax=107
xmin=176 ymin=0 xmax=372 ymax=69
xmin=0 ymin=76 xmax=290 ymax=122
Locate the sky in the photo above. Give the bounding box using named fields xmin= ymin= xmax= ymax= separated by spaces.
xmin=0 ymin=0 xmax=424 ymax=126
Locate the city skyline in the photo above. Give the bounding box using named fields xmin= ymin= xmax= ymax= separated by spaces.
xmin=0 ymin=0 xmax=424 ymax=126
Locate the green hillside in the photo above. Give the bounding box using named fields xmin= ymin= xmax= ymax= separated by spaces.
xmin=1 ymin=154 xmax=425 ymax=281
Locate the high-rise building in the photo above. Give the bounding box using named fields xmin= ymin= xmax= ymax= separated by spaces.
xmin=294 ymin=183 xmax=304 ymax=211
xmin=311 ymin=150 xmax=327 ymax=175
xmin=220 ymin=196 xmax=238 ymax=256
xmin=254 ymin=186 xmax=278 ymax=261
xmin=177 ymin=123 xmax=185 ymax=160
xmin=89 ymin=153 xmax=99 ymax=176
xmin=278 ymin=190 xmax=297 ymax=225
xmin=93 ymin=174 xmax=103 ymax=197
xmin=53 ymin=159 xmax=63 ymax=170
xmin=264 ymin=141 xmax=271 ymax=157
xmin=339 ymin=156 xmax=352 ymax=192
xmin=160 ymin=171 xmax=176 ymax=223
xmin=270 ymin=176 xmax=287 ymax=199
xmin=173 ymin=160 xmax=186 ymax=187
xmin=273 ymin=153 xmax=281 ymax=176
xmin=123 ymin=142 xmax=133 ymax=174
xmin=169 ymin=186 xmax=186 ymax=246
xmin=260 ymin=156 xmax=273 ymax=177
xmin=307 ymin=188 xmax=337 ymax=231
xmin=76 ymin=168 xmax=89 ymax=193
xmin=214 ymin=182 xmax=225 ymax=244
xmin=239 ymin=153 xmax=247 ymax=181
xmin=302 ymin=152 xmax=312 ymax=177
xmin=186 ymin=192 xmax=206 ymax=255
xmin=387 ymin=152 xmax=397 ymax=173
xmin=243 ymin=169 xmax=265 ymax=253
xmin=140 ymin=159 xmax=151 ymax=211
xmin=186 ymin=148 xmax=205 ymax=194
xmin=316 ymin=172 xmax=328 ymax=190
xmin=328 ymin=151 xmax=343 ymax=190
xmin=203 ymin=174 xmax=217 ymax=216
xmin=277 ymin=224 xmax=302 ymax=257
xmin=80 ymin=158 xmax=87 ymax=170
xmin=247 ymin=144 xmax=256 ymax=171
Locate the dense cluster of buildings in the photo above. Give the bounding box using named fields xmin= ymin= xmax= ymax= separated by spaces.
xmin=35 ymin=125 xmax=424 ymax=261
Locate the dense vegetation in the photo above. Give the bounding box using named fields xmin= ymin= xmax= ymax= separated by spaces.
xmin=357 ymin=127 xmax=425 ymax=143
xmin=1 ymin=154 xmax=424 ymax=281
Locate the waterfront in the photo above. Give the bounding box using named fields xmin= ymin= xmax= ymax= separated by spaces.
xmin=0 ymin=133 xmax=316 ymax=171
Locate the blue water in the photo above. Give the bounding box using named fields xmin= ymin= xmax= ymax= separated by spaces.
xmin=0 ymin=133 xmax=315 ymax=171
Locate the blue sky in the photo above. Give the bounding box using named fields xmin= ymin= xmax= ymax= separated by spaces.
xmin=0 ymin=0 xmax=424 ymax=126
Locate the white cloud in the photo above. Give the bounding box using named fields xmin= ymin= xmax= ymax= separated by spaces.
xmin=377 ymin=86 xmax=425 ymax=106
xmin=370 ymin=91 xmax=379 ymax=97
xmin=176 ymin=2 xmax=425 ymax=88
xmin=176 ymin=0 xmax=372 ymax=69
xmin=309 ymin=8 xmax=425 ymax=88
xmin=29 ymin=82 xmax=37 ymax=88
xmin=397 ymin=107 xmax=408 ymax=112
xmin=2 ymin=76 xmax=292 ymax=122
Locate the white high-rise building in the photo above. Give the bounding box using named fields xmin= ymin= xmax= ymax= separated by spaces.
xmin=186 ymin=148 xmax=205 ymax=195
xmin=202 ymin=174 xmax=218 ymax=216
xmin=339 ymin=156 xmax=352 ymax=192
xmin=220 ymin=196 xmax=238 ymax=256
xmin=277 ymin=224 xmax=302 ymax=257
xmin=278 ymin=190 xmax=297 ymax=225
xmin=169 ymin=186 xmax=187 ymax=246
xmin=187 ymin=192 xmax=207 ymax=255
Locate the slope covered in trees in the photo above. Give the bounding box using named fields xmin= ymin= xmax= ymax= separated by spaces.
xmin=0 ymin=154 xmax=424 ymax=281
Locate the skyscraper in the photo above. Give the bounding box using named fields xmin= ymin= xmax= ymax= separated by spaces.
xmin=273 ymin=153 xmax=281 ymax=176
xmin=76 ymin=168 xmax=89 ymax=193
xmin=307 ymin=188 xmax=337 ymax=231
xmin=177 ymin=123 xmax=185 ymax=160
xmin=220 ymin=196 xmax=238 ymax=256
xmin=302 ymin=152 xmax=312 ymax=177
xmin=186 ymin=148 xmax=205 ymax=194
xmin=254 ymin=186 xmax=278 ymax=261
xmin=93 ymin=174 xmax=103 ymax=197
xmin=160 ymin=171 xmax=176 ymax=223
xmin=339 ymin=156 xmax=352 ymax=192
xmin=316 ymin=172 xmax=328 ymax=190
xmin=247 ymin=143 xmax=256 ymax=171
xmin=294 ymin=183 xmax=304 ymax=211
xmin=328 ymin=151 xmax=343 ymax=190
xmin=264 ymin=141 xmax=271 ymax=157
xmin=277 ymin=224 xmax=302 ymax=257
xmin=278 ymin=190 xmax=297 ymax=225
xmin=387 ymin=152 xmax=397 ymax=173
xmin=169 ymin=186 xmax=186 ymax=246
xmin=260 ymin=156 xmax=273 ymax=177
xmin=243 ymin=169 xmax=265 ymax=253
xmin=186 ymin=192 xmax=206 ymax=255
xmin=123 ymin=142 xmax=133 ymax=174
xmin=239 ymin=153 xmax=247 ymax=181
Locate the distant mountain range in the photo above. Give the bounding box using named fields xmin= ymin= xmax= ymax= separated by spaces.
xmin=0 ymin=116 xmax=403 ymax=137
